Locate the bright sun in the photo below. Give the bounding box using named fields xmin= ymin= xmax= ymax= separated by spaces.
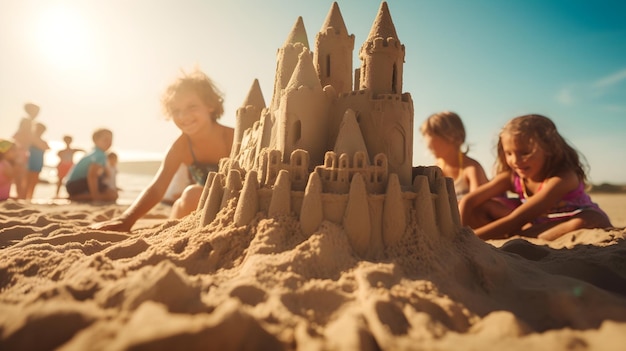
xmin=34 ymin=6 xmax=93 ymax=70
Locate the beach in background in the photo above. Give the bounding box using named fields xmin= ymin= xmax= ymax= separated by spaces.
xmin=23 ymin=160 xmax=161 ymax=205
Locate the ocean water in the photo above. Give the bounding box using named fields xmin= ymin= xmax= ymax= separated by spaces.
xmin=33 ymin=163 xmax=157 ymax=205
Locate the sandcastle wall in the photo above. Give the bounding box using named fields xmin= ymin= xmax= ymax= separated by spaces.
xmin=198 ymin=153 xmax=461 ymax=258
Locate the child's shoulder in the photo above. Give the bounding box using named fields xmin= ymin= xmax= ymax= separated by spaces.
xmin=464 ymin=155 xmax=483 ymax=168
xmin=546 ymin=170 xmax=581 ymax=189
xmin=170 ymin=134 xmax=188 ymax=150
xmin=164 ymin=135 xmax=191 ymax=162
xmin=220 ymin=123 xmax=235 ymax=132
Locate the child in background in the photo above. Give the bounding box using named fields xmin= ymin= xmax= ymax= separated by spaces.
xmin=65 ymin=128 xmax=118 ymax=202
xmin=420 ymin=111 xmax=489 ymax=200
xmin=0 ymin=139 xmax=17 ymax=201
xmin=104 ymin=152 xmax=121 ymax=195
xmin=25 ymin=122 xmax=50 ymax=200
xmin=12 ymin=102 xmax=40 ymax=199
xmin=459 ymin=114 xmax=612 ymax=240
xmin=55 ymin=135 xmax=84 ymax=198
xmin=92 ymin=68 xmax=233 ymax=232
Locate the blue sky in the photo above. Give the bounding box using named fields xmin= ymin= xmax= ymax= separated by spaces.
xmin=1 ymin=0 xmax=625 ymax=184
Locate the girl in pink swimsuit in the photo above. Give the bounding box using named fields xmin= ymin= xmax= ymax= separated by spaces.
xmin=459 ymin=114 xmax=612 ymax=240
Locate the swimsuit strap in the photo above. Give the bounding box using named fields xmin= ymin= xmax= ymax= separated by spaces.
xmin=456 ymin=151 xmax=464 ymax=181
xmin=437 ymin=152 xmax=464 ymax=182
xmin=521 ymin=178 xmax=545 ymax=199
xmin=521 ymin=179 xmax=529 ymax=200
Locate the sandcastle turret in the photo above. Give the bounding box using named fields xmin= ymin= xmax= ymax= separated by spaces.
xmin=358 ymin=2 xmax=404 ymax=95
xmin=231 ymin=79 xmax=265 ymax=158
xmin=353 ymin=1 xmax=413 ymax=186
xmin=314 ymin=2 xmax=355 ymax=95
xmin=276 ymin=48 xmax=332 ymax=166
xmin=270 ymin=16 xmax=309 ymax=112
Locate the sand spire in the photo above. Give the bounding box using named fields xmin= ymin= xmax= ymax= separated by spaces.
xmin=366 ymin=2 xmax=399 ymax=42
xmin=283 ymin=16 xmax=310 ymax=48
xmin=241 ymin=79 xmax=266 ymax=109
xmin=321 ymin=2 xmax=349 ymax=36
xmin=333 ymin=109 xmax=370 ymax=162
xmin=200 ymin=173 xmax=224 ymax=226
xmin=300 ymin=172 xmax=324 ymax=236
xmin=231 ymin=80 xmax=266 ymax=157
xmin=343 ymin=173 xmax=371 ymax=257
xmin=234 ymin=170 xmax=259 ymax=226
xmin=285 ymin=48 xmax=323 ymax=92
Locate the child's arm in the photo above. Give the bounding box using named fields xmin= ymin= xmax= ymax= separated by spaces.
xmin=91 ymin=137 xmax=186 ymax=231
xmin=473 ymin=171 xmax=579 ymax=239
xmin=459 ymin=172 xmax=511 ymax=229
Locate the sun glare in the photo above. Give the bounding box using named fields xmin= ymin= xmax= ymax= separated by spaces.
xmin=34 ymin=6 xmax=92 ymax=70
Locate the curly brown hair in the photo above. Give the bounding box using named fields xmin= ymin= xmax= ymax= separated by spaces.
xmin=161 ymin=68 xmax=224 ymax=121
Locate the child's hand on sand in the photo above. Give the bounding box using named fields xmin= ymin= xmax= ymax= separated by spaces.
xmin=90 ymin=218 xmax=132 ymax=232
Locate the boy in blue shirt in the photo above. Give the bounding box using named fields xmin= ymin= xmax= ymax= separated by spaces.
xmin=65 ymin=128 xmax=118 ymax=202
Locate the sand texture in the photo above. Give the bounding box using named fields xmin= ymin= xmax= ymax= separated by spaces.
xmin=1 ymin=194 xmax=626 ymax=351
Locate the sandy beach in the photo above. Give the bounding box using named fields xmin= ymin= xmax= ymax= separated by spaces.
xmin=0 ymin=191 xmax=625 ymax=351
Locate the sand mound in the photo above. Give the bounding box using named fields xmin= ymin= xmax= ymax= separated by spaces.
xmin=1 ymin=200 xmax=625 ymax=350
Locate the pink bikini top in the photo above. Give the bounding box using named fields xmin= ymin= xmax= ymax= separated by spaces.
xmin=513 ymin=175 xmax=601 ymax=224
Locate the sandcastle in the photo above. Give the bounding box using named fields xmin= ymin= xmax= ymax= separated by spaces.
xmin=196 ymin=1 xmax=462 ymax=257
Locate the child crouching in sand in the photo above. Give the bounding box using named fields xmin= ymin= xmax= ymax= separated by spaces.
xmin=459 ymin=114 xmax=612 ymax=240
xmin=92 ymin=68 xmax=233 ymax=232
xmin=65 ymin=128 xmax=118 ymax=202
